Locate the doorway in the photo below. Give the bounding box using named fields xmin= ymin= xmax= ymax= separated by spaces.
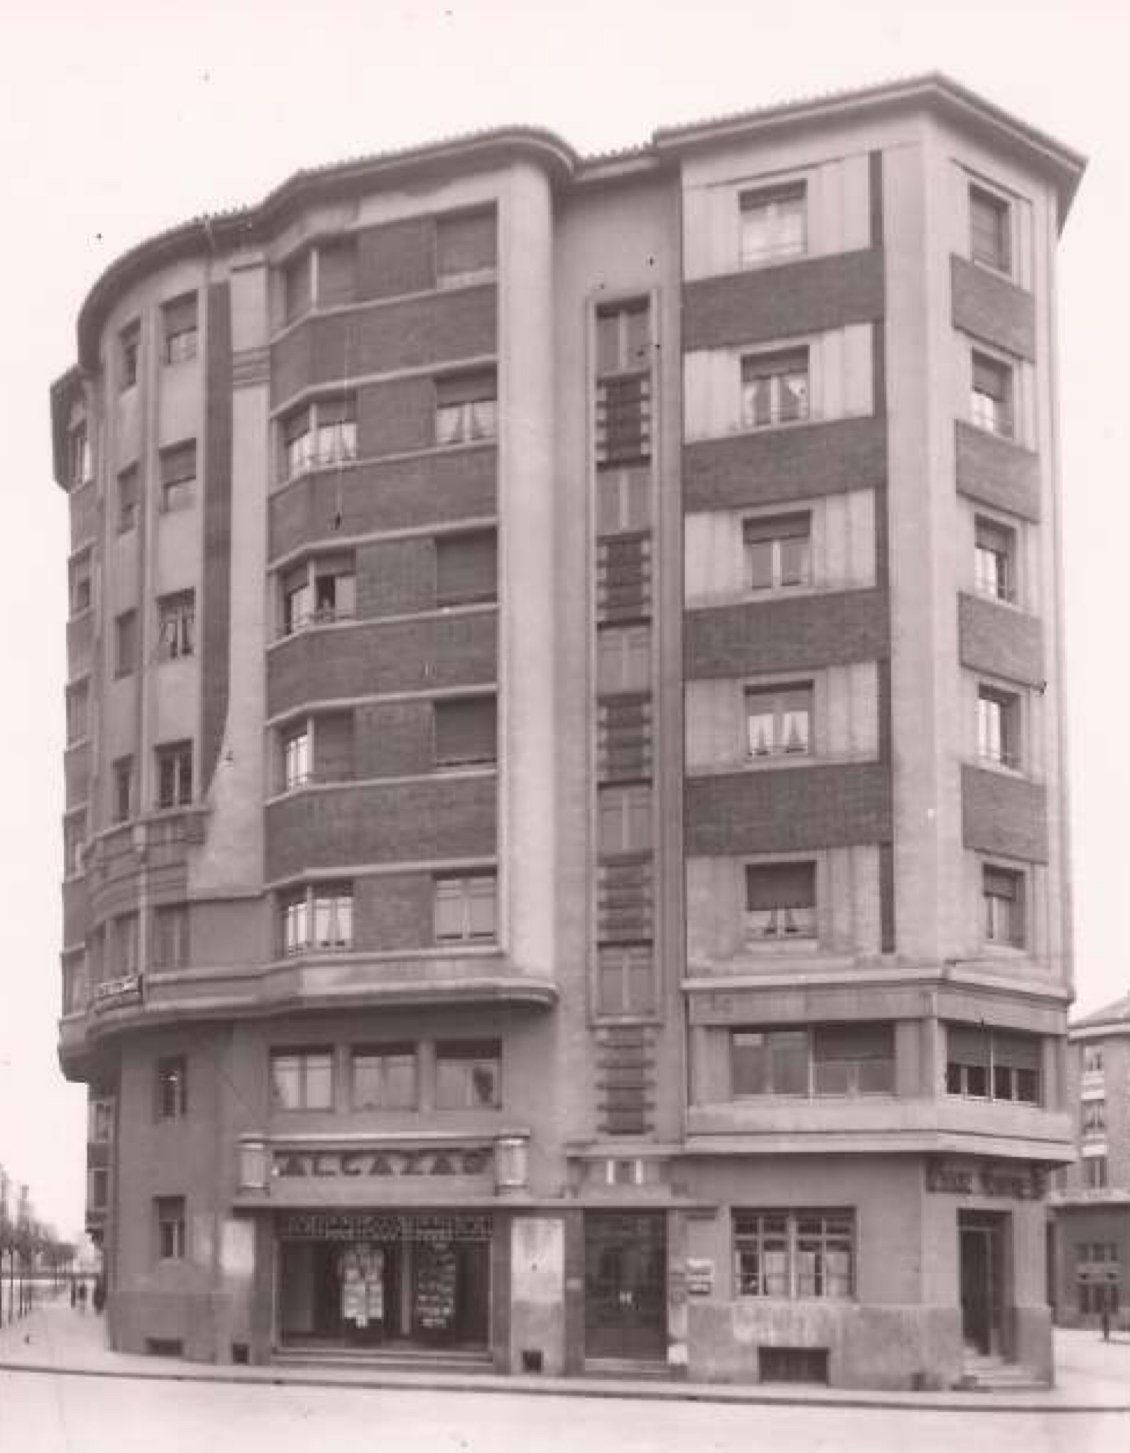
xmin=959 ymin=1211 xmax=1009 ymax=1357
xmin=584 ymin=1211 xmax=667 ymax=1362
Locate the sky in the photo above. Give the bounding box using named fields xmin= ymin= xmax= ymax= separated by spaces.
xmin=1 ymin=0 xmax=1127 ymax=1237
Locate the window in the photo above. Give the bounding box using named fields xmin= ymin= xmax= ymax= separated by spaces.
xmin=597 ymin=465 xmax=651 ymax=535
xmin=597 ymin=784 xmax=652 ymax=854
xmin=596 ymin=625 xmax=651 ymax=695
xmin=63 ymin=812 xmax=86 ymax=876
xmin=1083 ymin=1045 xmax=1104 ymax=1075
xmin=597 ymin=945 xmax=655 ymax=1016
xmin=156 ymin=1056 xmax=188 ymax=1119
xmin=156 ymin=741 xmax=193 ymax=809
xmin=434 ymin=697 xmax=497 ymax=767
xmin=155 ymin=1196 xmax=186 ymax=1259
xmin=731 ymin=1024 xmax=894 ymax=1097
xmin=65 ymin=680 xmax=89 ymax=744
xmin=983 ymin=864 xmax=1025 ymax=947
xmin=88 ymin=1168 xmax=109 ymax=1213
xmin=597 ymin=535 xmax=652 ymax=622
xmin=596 ymin=298 xmax=650 ymax=377
xmin=734 ymin=1210 xmax=854 ymax=1300
xmin=970 ymin=185 xmax=1011 ymax=274
xmin=110 ymin=912 xmax=139 ymax=977
xmin=745 ymin=861 xmax=817 ymax=941
xmin=744 ymin=513 xmax=811 ymax=591
xmin=435 ymin=372 xmax=497 ymax=445
xmin=89 ymin=1098 xmax=113 ymax=1143
xmin=120 ymin=321 xmax=140 ymax=390
xmin=162 ymin=293 xmax=198 ymax=364
xmin=281 ymin=722 xmax=311 ymax=790
xmin=351 ymin=1046 xmax=417 ymax=1110
xmin=435 ymin=530 xmax=497 ymax=605
xmin=1082 ymin=1156 xmax=1109 ymax=1191
xmin=112 ymin=756 xmax=134 ymax=822
xmin=280 ymin=884 xmax=353 ymax=953
xmin=152 ymin=905 xmax=190 ymax=970
xmin=282 ymin=250 xmax=312 ymax=322
xmin=67 ymin=420 xmax=92 ymax=487
xmin=117 ymin=465 xmax=139 ymax=533
xmin=974 ymin=516 xmax=1016 ymax=603
xmin=62 ymin=952 xmax=88 ymax=1014
xmin=597 ymin=859 xmax=654 ymax=942
xmin=270 ymin=1048 xmax=334 ymax=1110
xmin=436 ymin=209 xmax=496 ymax=285
xmin=157 ymin=592 xmax=195 ymax=660
xmin=741 ymin=348 xmax=809 ymax=428
xmin=971 ymin=351 xmax=1014 ymax=437
xmin=316 ymin=238 xmax=357 ymax=307
xmin=433 ymin=873 xmax=497 ymax=943
xmin=746 ymin=682 xmax=813 ymax=758
xmin=977 ymin=685 xmax=1020 ymax=769
xmin=114 ymin=610 xmax=138 ymax=675
xmin=1081 ymin=1101 xmax=1106 ymax=1135
xmin=436 ymin=1040 xmax=501 ymax=1109
xmin=281 ymin=556 xmax=355 ymax=633
xmin=69 ymin=552 xmax=93 ymax=615
xmin=740 ymin=181 xmax=807 ymax=266
xmin=281 ymin=397 xmax=357 ymax=479
xmin=595 ymin=300 xmax=652 ymax=468
xmin=160 ymin=440 xmax=197 ymax=511
xmin=945 ymin=1025 xmax=1041 ymax=1103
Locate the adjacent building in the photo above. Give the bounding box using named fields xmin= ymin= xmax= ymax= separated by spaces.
xmin=51 ymin=75 xmax=1084 ymax=1388
xmin=1049 ymin=992 xmax=1130 ymax=1328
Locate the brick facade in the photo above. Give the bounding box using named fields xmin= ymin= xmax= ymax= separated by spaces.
xmin=958 ymin=592 xmax=1045 ymax=686
xmin=951 ymin=255 xmax=1036 ymax=361
xmin=685 ymin=589 xmax=889 ymax=677
xmin=955 ymin=421 xmax=1041 ymax=521
xmin=961 ymin=764 xmax=1048 ymax=863
xmin=686 ymin=762 xmax=892 ymax=854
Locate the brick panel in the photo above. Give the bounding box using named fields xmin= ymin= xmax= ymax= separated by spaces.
xmin=955 ymin=422 xmax=1041 ymax=522
xmin=961 ymin=764 xmax=1048 ymax=863
xmin=201 ymin=282 xmax=233 ymax=793
xmin=64 ymin=745 xmax=90 ymax=809
xmin=268 ymin=448 xmax=496 ymax=560
xmin=951 ymin=256 xmax=1036 ymax=361
xmin=355 ymin=700 xmax=433 ymax=778
xmin=69 ymin=483 xmax=98 ymax=549
xmin=357 ymin=217 xmax=435 ymax=301
xmin=683 ymin=249 xmax=884 ymax=353
xmin=685 ymin=762 xmax=892 ymax=854
xmin=62 ymin=878 xmax=89 ymax=947
xmin=354 ymin=871 xmax=434 ymax=953
xmin=958 ymin=593 xmax=1044 ymax=686
xmin=67 ymin=613 xmax=94 ymax=682
xmin=266 ymin=776 xmax=496 ymax=878
xmin=267 ymin=612 xmax=497 ymax=716
xmin=685 ymin=589 xmax=889 ymax=678
xmin=357 ymin=377 xmax=435 ymax=456
xmin=683 ymin=415 xmax=886 ymax=513
xmin=356 ymin=537 xmax=436 ymax=618
xmin=270 ymin=286 xmax=496 ymax=404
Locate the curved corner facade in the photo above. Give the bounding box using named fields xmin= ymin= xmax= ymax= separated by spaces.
xmin=52 ymin=79 xmax=1083 ymax=1389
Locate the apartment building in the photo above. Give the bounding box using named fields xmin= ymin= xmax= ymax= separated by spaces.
xmin=51 ymin=74 xmax=1083 ymax=1388
xmin=1049 ymin=992 xmax=1130 ymax=1328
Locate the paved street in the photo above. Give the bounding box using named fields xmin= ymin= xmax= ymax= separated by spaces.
xmin=0 ymin=1298 xmax=1126 ymax=1451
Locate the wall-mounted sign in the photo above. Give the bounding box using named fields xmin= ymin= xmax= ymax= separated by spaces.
xmin=925 ymin=1157 xmax=1046 ymax=1200
xmin=92 ymin=974 xmax=143 ymax=1011
xmin=272 ymin=1146 xmax=492 ymax=1180
xmin=685 ymin=1257 xmax=715 ymax=1295
xmin=278 ymin=1211 xmax=493 ymax=1243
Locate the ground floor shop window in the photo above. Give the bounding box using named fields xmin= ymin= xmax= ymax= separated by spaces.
xmin=733 ymin=1209 xmax=854 ymax=1299
xmin=277 ymin=1214 xmax=491 ymax=1349
xmin=1076 ymin=1243 xmax=1120 ymax=1317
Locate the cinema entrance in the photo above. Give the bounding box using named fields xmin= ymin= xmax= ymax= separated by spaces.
xmin=276 ymin=1211 xmax=492 ymax=1353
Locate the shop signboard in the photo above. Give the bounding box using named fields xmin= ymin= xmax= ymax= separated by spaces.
xmin=925 ymin=1157 xmax=1046 ymax=1200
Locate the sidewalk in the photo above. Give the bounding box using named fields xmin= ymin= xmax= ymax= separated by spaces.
xmin=1 ymin=1296 xmax=1127 ymax=1413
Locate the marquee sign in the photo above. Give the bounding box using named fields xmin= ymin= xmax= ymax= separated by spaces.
xmin=272 ymin=1146 xmax=492 ymax=1180
xmin=277 ymin=1211 xmax=494 ymax=1243
xmin=92 ymin=974 xmax=143 ymax=1011
xmin=925 ymin=1158 xmax=1046 ymax=1200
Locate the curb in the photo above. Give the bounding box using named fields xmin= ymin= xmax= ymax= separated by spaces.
xmin=1 ymin=1358 xmax=1128 ymax=1414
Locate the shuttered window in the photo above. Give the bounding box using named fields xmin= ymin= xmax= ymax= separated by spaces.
xmin=745 ymin=861 xmax=817 ymax=940
xmin=434 ymin=697 xmax=497 ymax=766
xmin=597 ymin=535 xmax=652 ymax=622
xmin=436 ymin=210 xmax=496 ymax=281
xmin=435 ymin=530 xmax=497 ymax=604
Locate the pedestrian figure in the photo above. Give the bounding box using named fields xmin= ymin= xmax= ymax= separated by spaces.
xmin=92 ymin=1277 xmax=105 ymax=1314
xmin=70 ymin=1279 xmax=76 ymax=1309
xmin=77 ymin=1280 xmax=87 ymax=1312
xmin=1101 ymin=1303 xmax=1111 ymax=1341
